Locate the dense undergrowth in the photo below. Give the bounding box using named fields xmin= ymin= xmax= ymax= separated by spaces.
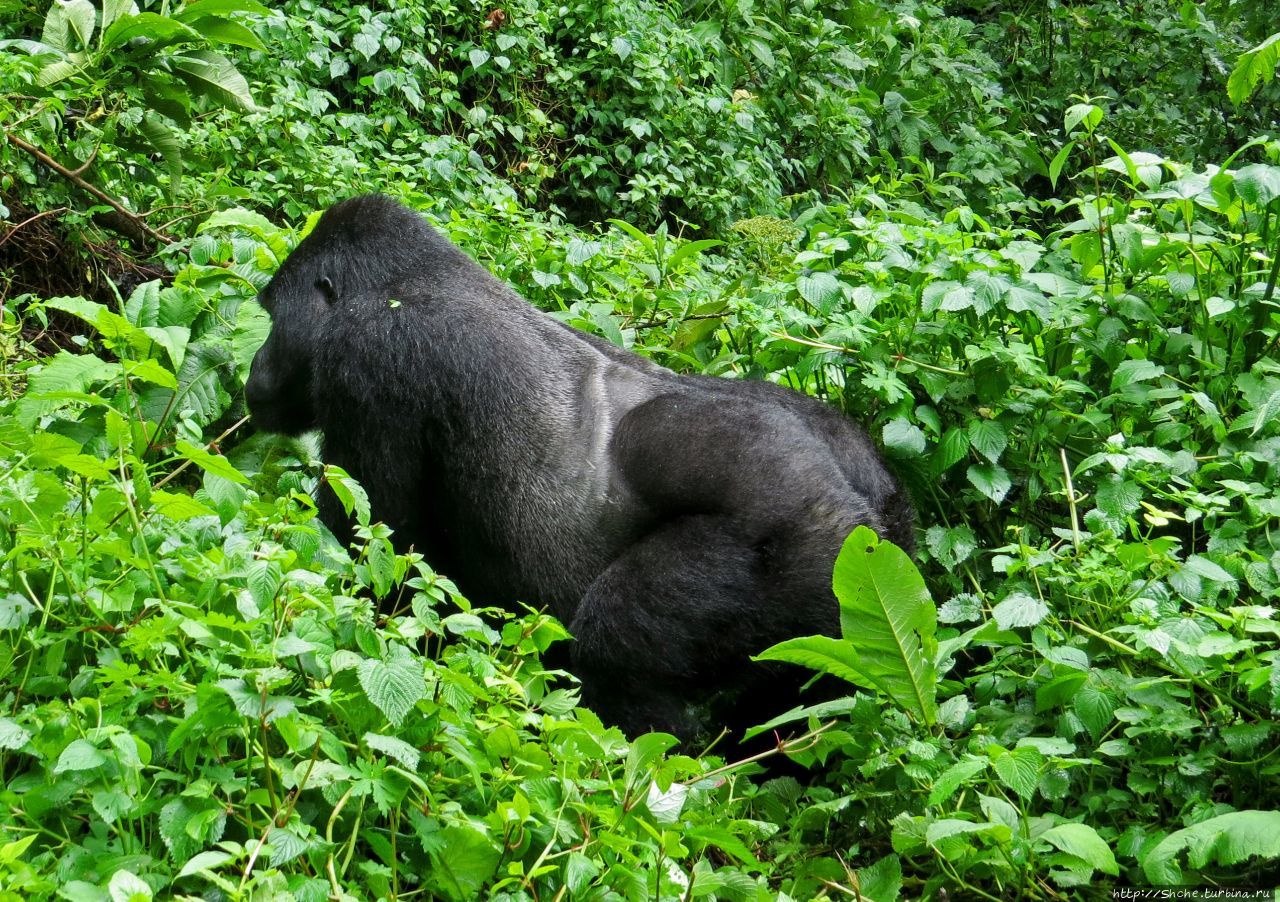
xmin=2 ymin=0 xmax=1280 ymax=899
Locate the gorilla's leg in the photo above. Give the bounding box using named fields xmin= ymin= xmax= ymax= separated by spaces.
xmin=569 ymin=515 xmax=781 ymax=739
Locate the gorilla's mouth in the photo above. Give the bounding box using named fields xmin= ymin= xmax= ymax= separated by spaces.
xmin=246 ymin=395 xmax=316 ymax=437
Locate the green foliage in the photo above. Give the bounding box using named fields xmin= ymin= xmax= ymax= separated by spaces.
xmin=1 ymin=0 xmax=264 ymax=209
xmin=1142 ymin=810 xmax=1280 ymax=883
xmin=961 ymin=0 xmax=1279 ymax=166
xmin=0 ymin=229 xmax=782 ymax=901
xmin=759 ymin=527 xmax=938 ymax=726
xmin=1229 ymin=32 xmax=1280 ymax=106
xmin=3 ymin=0 xmax=1280 ymax=898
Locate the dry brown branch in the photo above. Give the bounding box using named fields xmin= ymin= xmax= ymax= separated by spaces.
xmin=5 ymin=132 xmax=173 ymax=247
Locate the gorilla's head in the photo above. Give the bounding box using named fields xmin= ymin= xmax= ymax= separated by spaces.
xmin=244 ymin=195 xmax=436 ymax=435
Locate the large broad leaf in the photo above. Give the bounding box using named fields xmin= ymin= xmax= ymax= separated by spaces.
xmin=36 ymin=59 xmax=80 ymax=87
xmin=139 ymin=111 xmax=183 ymax=199
xmin=170 ymin=49 xmax=256 ymax=110
xmin=100 ymin=13 xmax=203 ymax=53
xmin=1228 ymin=33 xmax=1280 ymax=106
xmin=757 ymin=526 xmax=937 ymax=725
xmin=175 ymin=439 xmax=247 ymax=484
xmin=172 ymin=0 xmax=272 ymax=21
xmin=1143 ymin=810 xmax=1280 ymax=883
xmin=186 ymin=17 xmax=267 ymax=52
xmin=42 ymin=0 xmax=95 ymax=52
xmin=101 ymin=0 xmax=136 ymax=37
xmin=1042 ymin=823 xmax=1118 ymax=876
xmin=15 ymin=351 xmax=122 ymax=426
xmin=429 ymin=824 xmax=501 ymax=901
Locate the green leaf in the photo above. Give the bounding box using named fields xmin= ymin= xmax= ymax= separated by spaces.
xmin=0 ymin=595 xmax=35 ymax=631
xmin=967 ymin=419 xmax=1007 ymax=463
xmin=431 ymin=824 xmax=501 ymax=900
xmin=1228 ymin=32 xmax=1280 ymax=106
xmin=1095 ymin=476 xmax=1142 ymax=522
xmin=0 ymin=835 xmax=37 ymax=865
xmin=665 ymin=238 xmax=723 ymax=274
xmin=173 ymin=0 xmax=272 ymax=22
xmin=564 ymin=852 xmax=600 ymax=896
xmin=624 ymin=732 xmax=679 ymax=793
xmin=17 ymin=350 xmax=120 ymax=422
xmin=882 ymin=417 xmax=926 ymax=456
xmin=264 ymin=827 xmax=308 ymax=865
xmin=941 ymin=283 xmax=975 ymax=312
xmin=966 ymin=463 xmax=1011 ymax=504
xmin=566 ymin=238 xmax=602 ymax=265
xmin=1074 ymin=684 xmax=1117 ymax=742
xmin=0 ymin=717 xmax=32 ymax=751
xmin=247 ymin=559 xmax=282 ymax=609
xmin=123 ymin=280 xmax=161 ymax=326
xmin=1111 ymin=358 xmax=1164 ymax=389
xmin=36 ymin=59 xmax=79 ymax=87
xmin=150 ymin=490 xmax=216 ymax=521
xmin=175 ymin=440 xmax=248 ymax=484
xmin=796 ymin=271 xmax=841 ymax=312
xmin=925 ymin=526 xmax=978 ymax=573
xmin=41 ymin=0 xmax=72 ymax=50
xmin=928 ymin=756 xmax=987 ymax=807
xmin=139 ymin=111 xmax=183 ymax=198
xmin=931 ymin=427 xmax=970 ymax=476
xmin=608 ymin=218 xmax=653 ymax=250
xmin=101 ymin=13 xmax=204 ymax=53
xmin=991 ymin=592 xmax=1048 ymax=630
xmin=186 ymin=16 xmax=266 ymax=50
xmin=1143 ymin=810 xmax=1280 ymax=883
xmin=925 ymin=818 xmax=1003 ymax=845
xmin=41 ymin=0 xmax=95 ymax=50
xmin=326 ymin=465 xmax=371 ymax=527
xmin=684 ymin=824 xmax=760 ymax=867
xmin=101 ymin=0 xmax=135 ymax=36
xmin=1043 ymin=823 xmax=1119 ymax=875
xmin=1064 ymin=102 xmax=1102 ymax=136
xmin=108 ymin=870 xmax=153 ymax=902
xmin=991 ymin=744 xmax=1042 ymax=800
xmin=93 ymin=788 xmax=134 ymax=825
xmin=64 ymin=0 xmax=95 ymax=49
xmin=1234 ymin=164 xmax=1280 ymax=207
xmin=357 ymin=656 xmax=424 ymax=726
xmin=757 ymin=634 xmax=866 ymax=684
xmin=177 ymin=849 xmax=236 ymax=878
xmin=199 ymin=206 xmax=292 ymax=261
xmin=364 ymin=732 xmax=421 ymax=770
xmin=854 ymin=854 xmax=903 ymax=902
xmin=54 ymin=739 xmax=107 ymax=773
xmin=761 ymin=527 xmax=937 ymax=724
xmin=170 ymin=49 xmax=256 ymax=110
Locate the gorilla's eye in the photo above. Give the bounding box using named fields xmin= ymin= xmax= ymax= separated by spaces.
xmin=316 ymin=276 xmax=337 ymax=304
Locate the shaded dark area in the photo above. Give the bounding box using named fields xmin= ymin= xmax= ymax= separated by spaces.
xmin=0 ymin=196 xmax=168 ymax=353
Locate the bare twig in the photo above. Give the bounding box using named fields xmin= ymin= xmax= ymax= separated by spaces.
xmin=68 ymin=142 xmax=100 ymax=178
xmin=5 ymin=132 xmax=172 ymax=247
xmin=0 ymin=206 xmax=69 ymax=249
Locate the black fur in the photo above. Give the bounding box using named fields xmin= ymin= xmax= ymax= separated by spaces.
xmin=245 ymin=195 xmax=915 ymax=739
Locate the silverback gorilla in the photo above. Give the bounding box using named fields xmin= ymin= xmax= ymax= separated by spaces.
xmin=245 ymin=195 xmax=914 ymax=739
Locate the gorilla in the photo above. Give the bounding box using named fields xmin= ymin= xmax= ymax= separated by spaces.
xmin=245 ymin=195 xmax=914 ymax=740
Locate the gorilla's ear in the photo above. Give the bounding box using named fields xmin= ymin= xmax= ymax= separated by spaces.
xmin=316 ymin=276 xmax=337 ymax=305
